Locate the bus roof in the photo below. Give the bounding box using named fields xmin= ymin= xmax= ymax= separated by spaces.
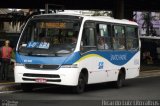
xmin=32 ymin=13 xmax=138 ymax=26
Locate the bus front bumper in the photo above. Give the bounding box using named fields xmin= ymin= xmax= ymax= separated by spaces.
xmin=14 ymin=66 xmax=80 ymax=86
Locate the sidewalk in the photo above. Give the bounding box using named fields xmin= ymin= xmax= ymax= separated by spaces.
xmin=141 ymin=64 xmax=160 ymax=71
xmin=139 ymin=70 xmax=160 ymax=78
xmin=0 ymin=67 xmax=21 ymax=92
xmin=0 ymin=82 xmax=21 ymax=92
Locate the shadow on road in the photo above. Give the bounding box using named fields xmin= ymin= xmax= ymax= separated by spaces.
xmin=23 ymin=81 xmax=134 ymax=94
xmin=18 ymin=76 xmax=160 ymax=94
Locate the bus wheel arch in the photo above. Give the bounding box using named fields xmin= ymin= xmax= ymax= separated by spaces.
xmin=119 ymin=67 xmax=126 ymax=80
xmin=72 ymin=68 xmax=88 ymax=94
xmin=80 ymin=68 xmax=89 ymax=84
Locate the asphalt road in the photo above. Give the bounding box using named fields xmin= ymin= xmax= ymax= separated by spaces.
xmin=0 ymin=76 xmax=160 ymax=106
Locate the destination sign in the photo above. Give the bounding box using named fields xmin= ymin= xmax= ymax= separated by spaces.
xmin=40 ymin=22 xmax=66 ymax=28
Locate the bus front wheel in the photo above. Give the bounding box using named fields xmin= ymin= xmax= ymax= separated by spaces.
xmin=115 ymin=72 xmax=125 ymax=88
xmin=73 ymin=73 xmax=86 ymax=94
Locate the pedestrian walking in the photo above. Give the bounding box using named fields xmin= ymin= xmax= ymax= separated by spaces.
xmin=0 ymin=40 xmax=13 ymax=80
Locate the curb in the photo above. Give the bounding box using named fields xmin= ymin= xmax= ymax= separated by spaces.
xmin=0 ymin=83 xmax=21 ymax=92
xmin=0 ymin=70 xmax=160 ymax=92
xmin=138 ymin=70 xmax=160 ymax=78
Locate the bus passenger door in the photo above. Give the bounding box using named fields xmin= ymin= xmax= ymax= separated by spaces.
xmin=80 ymin=21 xmax=108 ymax=84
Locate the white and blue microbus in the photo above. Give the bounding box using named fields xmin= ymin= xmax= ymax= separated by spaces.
xmin=14 ymin=13 xmax=140 ymax=93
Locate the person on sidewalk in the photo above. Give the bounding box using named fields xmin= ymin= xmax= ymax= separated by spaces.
xmin=0 ymin=40 xmax=13 ymax=81
xmin=142 ymin=51 xmax=153 ymax=64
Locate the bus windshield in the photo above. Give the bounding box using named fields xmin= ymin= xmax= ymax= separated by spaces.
xmin=18 ymin=17 xmax=82 ymax=57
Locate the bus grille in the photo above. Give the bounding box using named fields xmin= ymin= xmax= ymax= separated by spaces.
xmin=22 ymin=78 xmax=61 ymax=82
xmin=25 ymin=64 xmax=60 ymax=70
xmin=22 ymin=73 xmax=61 ymax=82
xmin=23 ymin=73 xmax=60 ymax=78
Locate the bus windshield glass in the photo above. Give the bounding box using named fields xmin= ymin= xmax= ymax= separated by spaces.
xmin=18 ymin=16 xmax=82 ymax=57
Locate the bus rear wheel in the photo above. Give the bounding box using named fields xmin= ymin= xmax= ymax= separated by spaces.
xmin=73 ymin=73 xmax=86 ymax=94
xmin=21 ymin=83 xmax=34 ymax=92
xmin=115 ymin=72 xmax=125 ymax=88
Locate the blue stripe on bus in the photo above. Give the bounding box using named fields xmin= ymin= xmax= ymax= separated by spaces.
xmin=64 ymin=51 xmax=138 ymax=66
xmin=16 ymin=53 xmax=69 ymax=65
xmin=16 ymin=50 xmax=138 ymax=66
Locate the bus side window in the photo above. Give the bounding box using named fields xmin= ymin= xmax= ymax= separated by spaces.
xmin=113 ymin=25 xmax=125 ymax=50
xmin=82 ymin=28 xmax=95 ymax=46
xmin=81 ymin=22 xmax=96 ymax=53
xmin=126 ymin=26 xmax=139 ymax=50
xmin=96 ymin=23 xmax=112 ymax=50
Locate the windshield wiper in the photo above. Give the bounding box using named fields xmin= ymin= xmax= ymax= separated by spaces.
xmin=27 ymin=52 xmax=59 ymax=57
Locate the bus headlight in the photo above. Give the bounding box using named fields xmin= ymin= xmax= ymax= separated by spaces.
xmin=15 ymin=63 xmax=24 ymax=66
xmin=61 ymin=64 xmax=78 ymax=68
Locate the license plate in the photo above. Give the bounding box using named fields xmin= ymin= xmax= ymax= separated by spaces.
xmin=35 ymin=78 xmax=47 ymax=83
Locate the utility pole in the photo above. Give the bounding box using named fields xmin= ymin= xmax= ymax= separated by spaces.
xmin=45 ymin=3 xmax=48 ymax=14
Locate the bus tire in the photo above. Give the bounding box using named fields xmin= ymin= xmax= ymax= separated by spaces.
xmin=115 ymin=72 xmax=125 ymax=88
xmin=21 ymin=83 xmax=33 ymax=92
xmin=73 ymin=73 xmax=86 ymax=94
